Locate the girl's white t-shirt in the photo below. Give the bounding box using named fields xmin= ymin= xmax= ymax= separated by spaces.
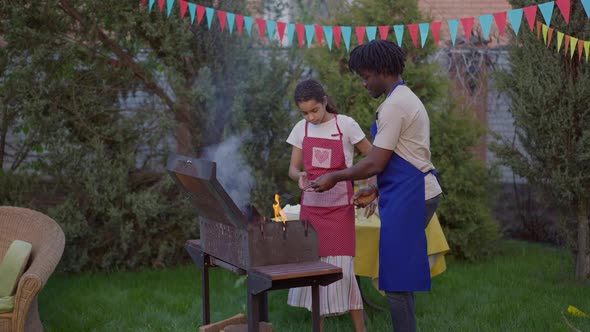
xmin=286 ymin=115 xmax=366 ymax=168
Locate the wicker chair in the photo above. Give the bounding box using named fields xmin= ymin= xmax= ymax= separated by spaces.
xmin=0 ymin=207 xmax=65 ymax=332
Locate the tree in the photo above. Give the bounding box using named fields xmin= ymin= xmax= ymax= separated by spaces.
xmin=299 ymin=0 xmax=500 ymax=259
xmin=493 ymin=0 xmax=590 ymax=278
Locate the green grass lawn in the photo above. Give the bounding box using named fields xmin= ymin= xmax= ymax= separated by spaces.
xmin=39 ymin=240 xmax=590 ymax=332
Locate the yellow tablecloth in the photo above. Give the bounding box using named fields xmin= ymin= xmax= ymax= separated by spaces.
xmin=355 ymin=210 xmax=450 ymax=281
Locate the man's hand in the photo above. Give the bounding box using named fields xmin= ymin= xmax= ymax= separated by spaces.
xmin=298 ymin=172 xmax=309 ymax=190
xmin=352 ymin=186 xmax=378 ymax=208
xmin=310 ymin=173 xmax=338 ymax=192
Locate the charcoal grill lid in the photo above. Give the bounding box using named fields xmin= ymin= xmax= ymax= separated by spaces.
xmin=166 ymin=154 xmax=247 ymax=229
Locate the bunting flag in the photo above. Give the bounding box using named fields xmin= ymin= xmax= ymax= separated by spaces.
xmin=356 ymin=26 xmax=366 ymax=45
xmin=448 ymin=19 xmax=459 ymax=45
xmin=236 ymin=14 xmax=244 ymax=35
xmin=149 ymin=0 xmax=156 ymax=12
xmin=479 ymin=14 xmax=494 ymax=40
xmin=188 ymin=2 xmax=196 ymax=24
xmin=548 ymin=27 xmax=555 ymax=46
xmin=582 ymin=0 xmax=590 ymax=17
xmin=366 ymin=26 xmax=377 ymax=42
xmin=158 ymin=0 xmax=165 ymax=12
xmin=267 ymin=20 xmax=276 ymax=41
xmin=461 ymin=18 xmax=475 ymax=42
xmin=556 ymin=0 xmax=571 ymax=23
xmin=557 ymin=31 xmax=564 ymax=52
xmin=256 ymin=18 xmax=266 ymax=40
xmin=306 ymin=25 xmax=315 ymax=47
xmin=537 ymin=21 xmax=542 ymax=39
xmin=342 ymin=26 xmax=352 ymax=51
xmin=538 ymin=1 xmax=555 ymax=26
xmin=227 ymin=12 xmax=235 ymax=34
xmin=419 ymin=23 xmax=429 ymax=48
xmin=393 ymin=25 xmax=404 ymax=47
xmin=196 ymin=4 xmax=205 ymax=25
xmin=324 ymin=26 xmax=334 ymax=50
xmin=565 ymin=35 xmax=570 ymax=55
xmin=217 ymin=10 xmax=227 ymax=32
xmin=287 ymin=23 xmax=295 ymax=46
xmin=585 ymin=41 xmax=590 ymax=62
xmin=431 ymin=21 xmax=442 ymax=46
xmin=570 ymin=36 xmax=578 ymax=58
xmin=542 ymin=23 xmax=549 ymax=44
xmin=508 ymin=8 xmax=523 ymax=36
xmin=295 ymin=23 xmax=305 ymax=48
xmin=333 ymin=26 xmax=342 ymax=49
xmin=179 ymin=0 xmax=188 ymax=18
xmin=523 ymin=5 xmax=538 ymax=31
xmin=408 ymin=24 xmax=420 ymax=48
xmin=494 ymin=11 xmax=507 ymax=37
xmin=244 ymin=16 xmax=253 ymax=37
xmin=315 ymin=25 xmax=324 ymax=46
xmin=166 ymin=0 xmax=174 ymax=16
xmin=379 ymin=25 xmax=390 ymax=40
xmin=277 ymin=21 xmax=286 ymax=41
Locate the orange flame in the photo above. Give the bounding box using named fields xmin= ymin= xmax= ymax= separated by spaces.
xmin=273 ymin=194 xmax=287 ymax=222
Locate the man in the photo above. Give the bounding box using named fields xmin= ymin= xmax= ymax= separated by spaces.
xmin=310 ymin=40 xmax=443 ymax=332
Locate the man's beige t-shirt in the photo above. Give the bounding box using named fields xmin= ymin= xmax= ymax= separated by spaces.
xmin=373 ymin=85 xmax=442 ymax=200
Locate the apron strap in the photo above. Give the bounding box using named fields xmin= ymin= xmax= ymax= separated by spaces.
xmin=330 ymin=114 xmax=343 ymax=140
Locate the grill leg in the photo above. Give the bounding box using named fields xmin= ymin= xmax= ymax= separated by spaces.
xmin=311 ymin=285 xmax=320 ymax=332
xmin=247 ymin=292 xmax=261 ymax=332
xmin=202 ymin=253 xmax=210 ymax=325
xmin=259 ymin=291 xmax=269 ymax=322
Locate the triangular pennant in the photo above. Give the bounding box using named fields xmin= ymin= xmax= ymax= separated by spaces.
xmin=548 ymin=27 xmax=555 ymax=46
xmin=366 ymin=26 xmax=377 ymax=42
xmin=296 ymin=24 xmax=306 ymax=48
xmin=179 ymin=0 xmax=188 ymax=18
xmin=431 ymin=22 xmax=442 ymax=46
xmin=305 ymin=25 xmax=315 ymax=48
xmin=378 ymin=25 xmax=390 ymax=40
xmin=342 ymin=26 xmax=352 ymax=51
xmin=315 ymin=25 xmax=324 ymax=47
xmin=494 ymin=12 xmax=507 ymax=36
xmin=538 ymin=2 xmax=555 ymax=26
xmin=507 ymin=9 xmax=523 ymax=35
xmin=277 ymin=22 xmax=287 ymax=42
xmin=236 ymin=14 xmax=244 ymax=35
xmin=407 ymin=24 xmax=419 ymax=47
xmin=556 ymin=0 xmax=570 ymax=24
xmin=582 ymin=0 xmax=590 ymax=17
xmin=557 ymin=31 xmax=564 ymax=52
xmin=227 ymin=12 xmax=235 ymax=34
xmin=188 ymin=2 xmax=196 ymax=24
xmin=244 ymin=16 xmax=254 ymax=37
xmin=166 ymin=0 xmax=174 ymax=17
xmin=333 ymin=26 xmax=342 ymax=48
xmin=570 ymin=37 xmax=578 ymax=59
xmin=564 ymin=35 xmax=570 ymax=56
xmin=419 ymin=23 xmax=429 ymax=48
xmin=256 ymin=18 xmax=267 ymax=40
xmin=523 ymin=6 xmax=538 ymax=31
xmin=142 ymin=0 xmax=147 ymax=7
xmin=267 ymin=20 xmax=276 ymax=41
xmin=479 ymin=14 xmax=494 ymax=40
xmin=584 ymin=41 xmax=590 ymax=62
xmin=158 ymin=0 xmax=165 ymax=12
xmin=149 ymin=0 xmax=156 ymax=12
xmin=205 ymin=7 xmax=215 ymax=30
xmin=537 ymin=21 xmax=542 ymax=40
xmin=542 ymin=23 xmax=549 ymax=44
xmin=324 ymin=26 xmax=334 ymax=50
xmin=356 ymin=26 xmax=366 ymax=45
xmin=217 ymin=10 xmax=227 ymax=32
xmin=287 ymin=23 xmax=295 ymax=45
xmin=448 ymin=19 xmax=459 ymax=45
xmin=393 ymin=25 xmax=404 ymax=47
xmin=461 ymin=18 xmax=475 ymax=42
xmin=196 ymin=5 xmax=205 ymax=24
xmin=578 ymin=40 xmax=584 ymax=62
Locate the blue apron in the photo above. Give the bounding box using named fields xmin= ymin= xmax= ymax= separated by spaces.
xmin=372 ymin=82 xmax=431 ymax=292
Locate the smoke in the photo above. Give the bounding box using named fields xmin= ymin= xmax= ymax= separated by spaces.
xmin=202 ymin=136 xmax=254 ymax=212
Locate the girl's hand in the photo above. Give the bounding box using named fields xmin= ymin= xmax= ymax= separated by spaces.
xmin=364 ymin=200 xmax=378 ymax=218
xmin=298 ymin=172 xmax=309 ymax=190
xmin=352 ymin=185 xmax=378 ymax=208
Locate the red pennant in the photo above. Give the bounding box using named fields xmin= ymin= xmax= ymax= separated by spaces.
xmin=333 ymin=26 xmax=342 ymax=48
xmin=378 ymin=25 xmax=390 ymax=40
xmin=277 ymin=22 xmax=287 ymax=42
xmin=141 ymin=0 xmax=147 ymax=6
xmin=217 ymin=11 xmax=227 ymax=32
xmin=256 ymin=18 xmax=267 ymax=40
xmin=523 ymin=6 xmax=538 ymax=31
xmin=536 ymin=21 xmax=542 ymax=40
xmin=547 ymin=27 xmax=554 ymax=47
xmin=564 ymin=35 xmax=570 ymax=55
xmin=431 ymin=21 xmax=442 ymax=46
xmin=197 ymin=5 xmax=206 ymax=24
xmin=578 ymin=40 xmax=585 ymax=62
xmin=356 ymin=26 xmax=366 ymax=45
xmin=494 ymin=12 xmax=507 ymax=37
xmin=295 ymin=24 xmax=306 ymax=48
xmin=158 ymin=0 xmax=165 ymax=12
xmin=407 ymin=24 xmax=419 ymax=47
xmin=460 ymin=18 xmax=475 ymax=42
xmin=315 ymin=25 xmax=324 ymax=47
xmin=179 ymin=0 xmax=188 ymax=18
xmin=556 ymin=0 xmax=570 ymax=24
xmin=236 ymin=15 xmax=244 ymax=35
